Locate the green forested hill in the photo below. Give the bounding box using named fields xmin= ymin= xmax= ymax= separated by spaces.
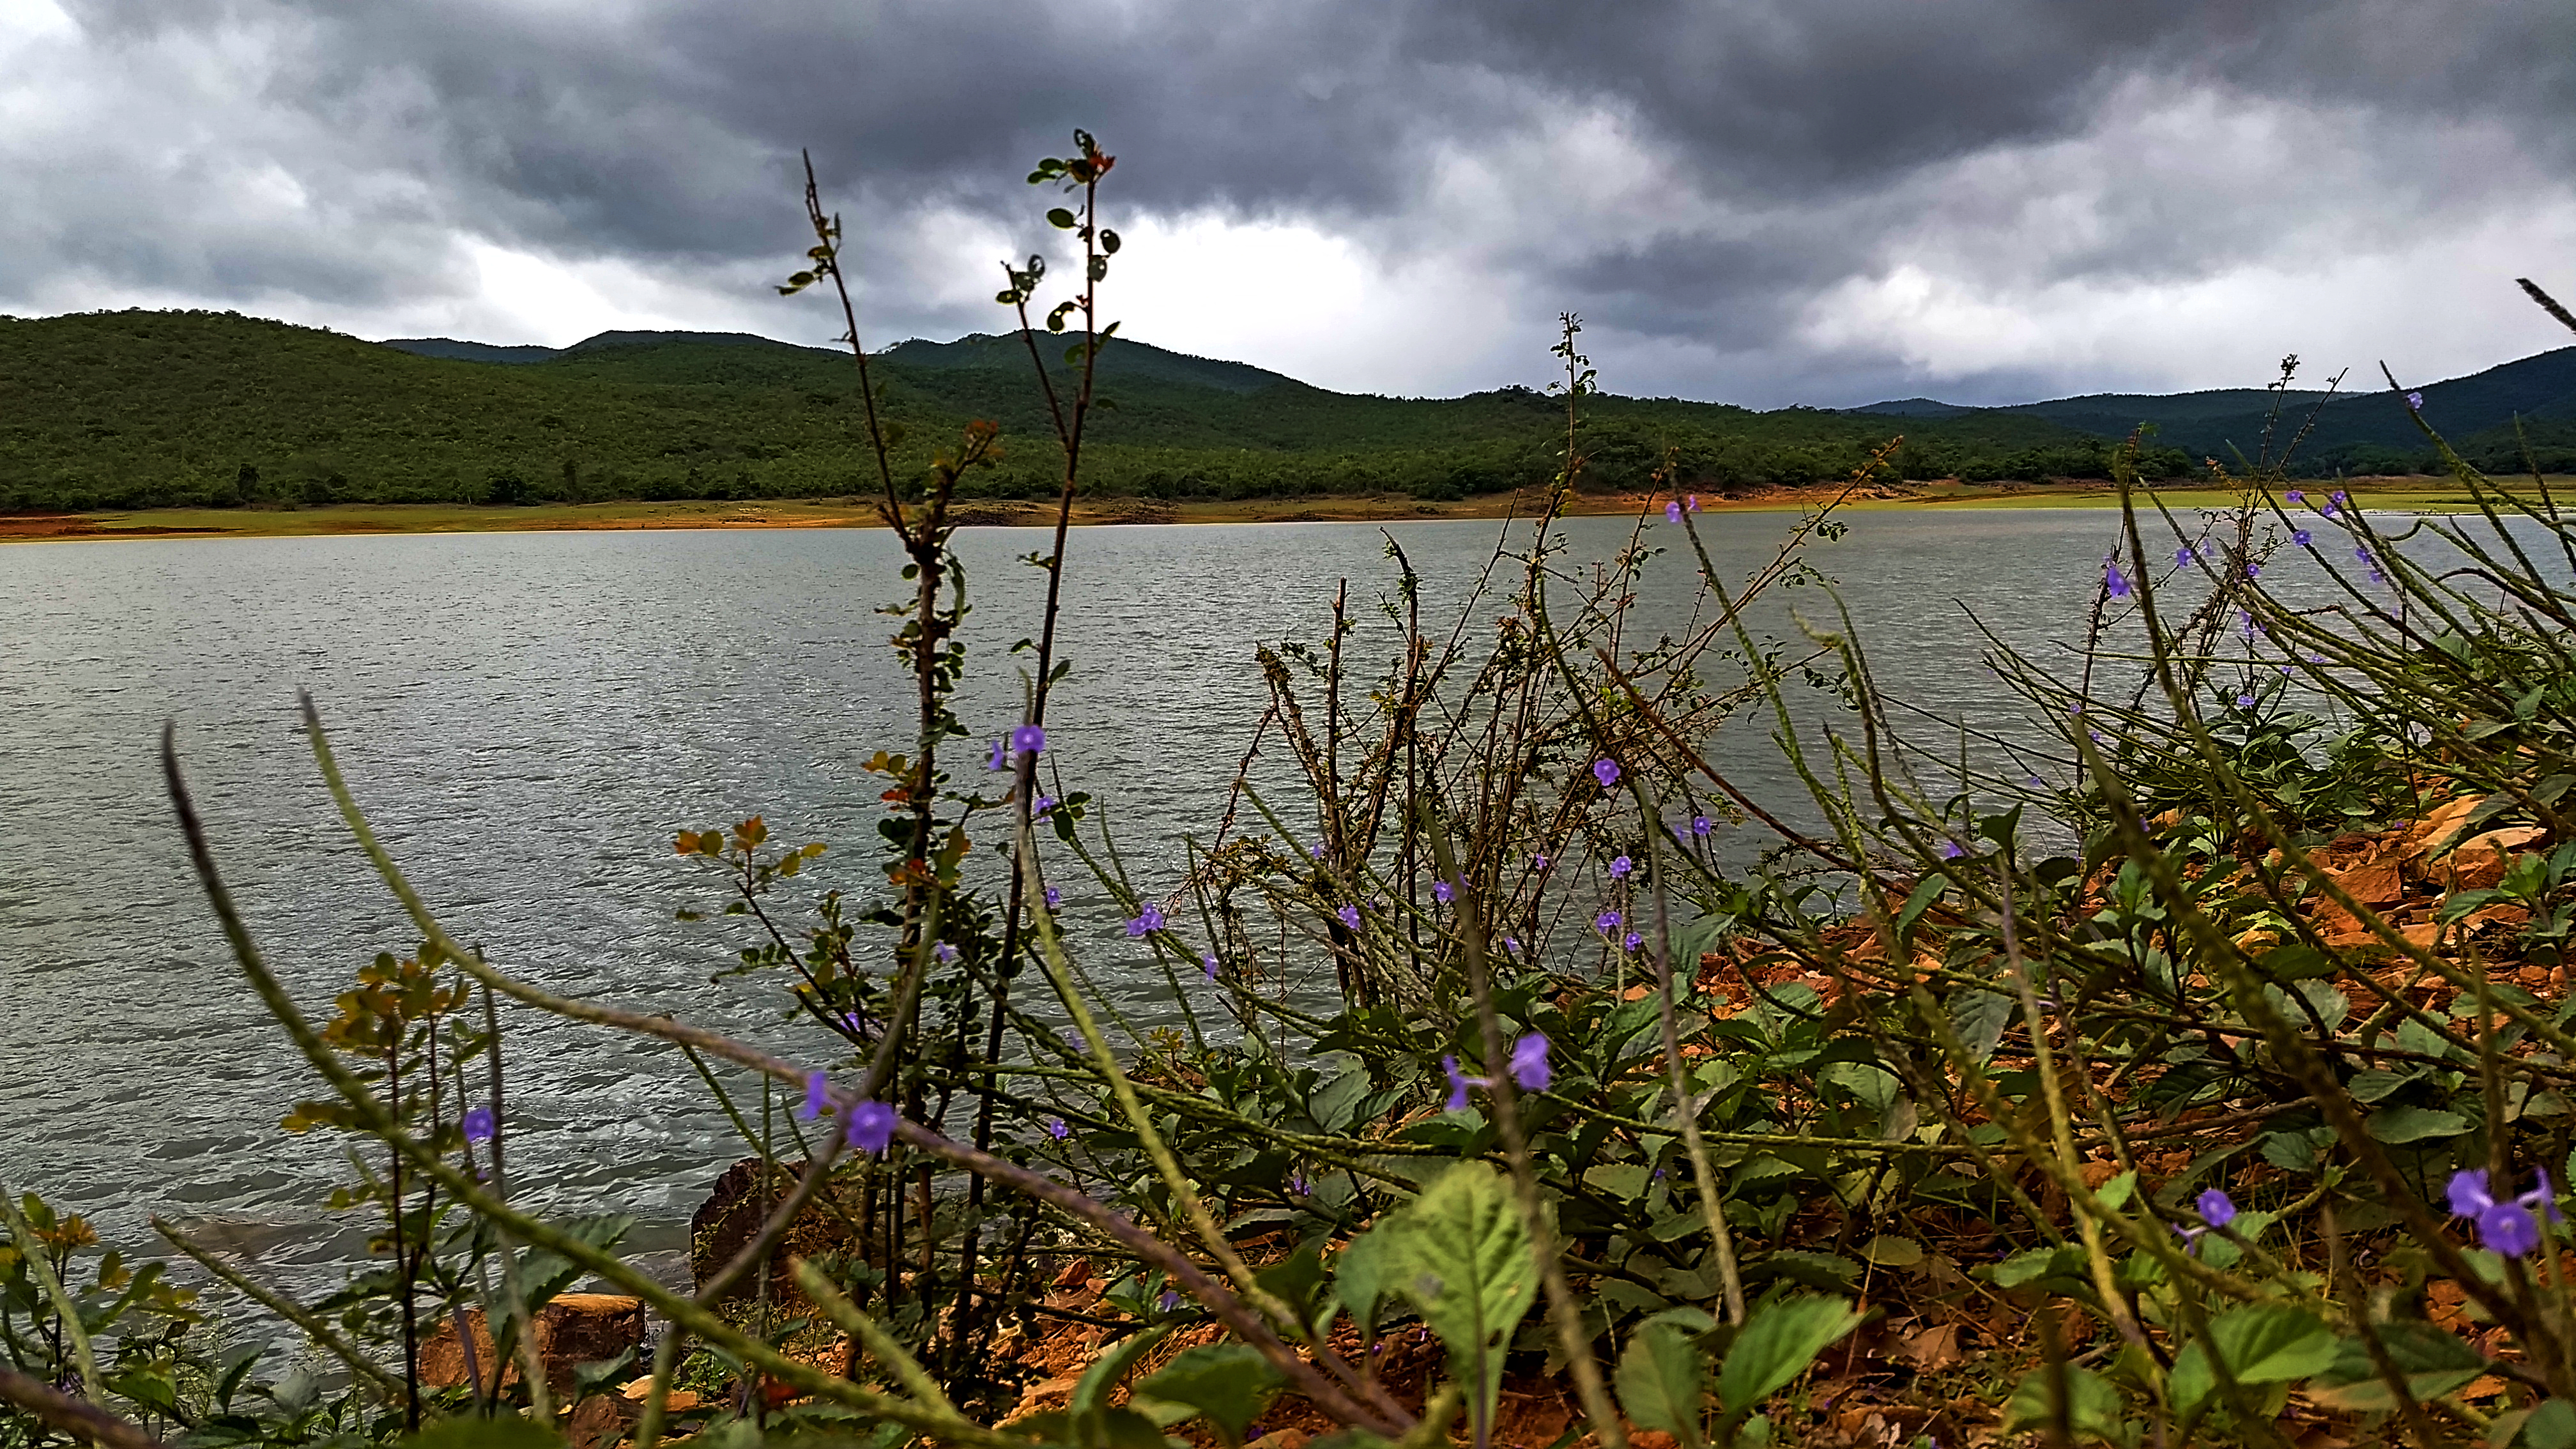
xmin=1867 ymin=350 xmax=2576 ymax=475
xmin=0 ymin=307 xmax=2375 ymax=514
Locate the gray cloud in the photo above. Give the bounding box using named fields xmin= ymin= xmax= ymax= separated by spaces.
xmin=9 ymin=0 xmax=2573 ymax=406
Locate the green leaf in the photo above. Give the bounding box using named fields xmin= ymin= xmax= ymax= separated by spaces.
xmin=402 ymin=1419 xmax=567 ymax=1449
xmin=515 ymin=1214 xmax=633 ymax=1310
xmin=2196 ymin=1210 xmax=2276 ymax=1271
xmin=1857 ymin=1235 xmax=1923 ymax=1268
xmin=2002 ymin=1364 xmax=2122 ymax=1441
xmin=1949 ymin=990 xmax=2013 ymax=1064
xmin=1894 ymin=873 xmax=1946 ymax=952
xmin=1046 ymin=207 xmax=1078 ymax=229
xmin=1335 ymin=1221 xmax=1398 ymax=1330
xmin=1140 ymin=1344 xmax=1285 ymax=1449
xmin=1096 ymin=1406 xmax=1173 ymax=1449
xmin=2366 ymin=1105 xmax=2471 ymax=1144
xmin=1715 ymin=1294 xmax=1857 ymax=1416
xmin=2307 ymin=1321 xmax=2487 ymax=1411
xmin=2345 ymin=1069 xmax=2419 ymax=1103
xmin=2526 ymin=1399 xmax=2576 ymax=1449
xmin=1584 ymin=1164 xmax=1653 ymax=1199
xmin=1615 ymin=1322 xmax=1709 ymax=1449
xmin=1257 ymin=1241 xmax=1330 ymax=1336
xmin=2439 ymin=889 xmax=2510 ymax=924
xmin=2207 ymin=1303 xmax=2336 ymax=1384
xmin=1385 ymin=1163 xmax=1540 ymax=1441
xmin=1074 ymin=1325 xmax=1171 ymax=1417
xmin=2256 ymin=943 xmax=2334 ymax=981
xmin=1991 ymin=1245 xmax=2087 ymax=1288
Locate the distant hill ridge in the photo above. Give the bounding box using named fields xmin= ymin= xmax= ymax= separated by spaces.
xmin=4 ymin=308 xmax=2572 ymax=516
xmin=384 ymin=328 xmax=1302 ymax=397
xmin=388 ymin=326 xmax=2576 ymax=468
xmin=1856 ymin=348 xmax=2576 ymax=466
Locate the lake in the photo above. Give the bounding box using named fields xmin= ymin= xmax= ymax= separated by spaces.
xmin=0 ymin=507 xmax=2274 ymax=1300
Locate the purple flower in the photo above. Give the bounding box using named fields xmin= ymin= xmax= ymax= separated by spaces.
xmin=1503 ymin=937 xmax=1520 ymax=953
xmin=1593 ymin=758 xmax=1621 ymax=788
xmin=934 ymin=942 xmax=958 ymax=963
xmin=1202 ymin=954 xmax=1220 ymax=980
xmin=2484 ymin=1204 xmax=2542 ymax=1257
xmin=1013 ymin=724 xmax=1047 ymax=755
xmin=1623 ymin=931 xmax=1643 ymax=951
xmin=1159 ymin=1290 xmax=1183 ymax=1312
xmin=1691 ymin=815 xmax=1712 ymax=837
xmin=799 ymin=1070 xmax=829 ymax=1121
xmin=986 ymin=737 xmax=1008 ymax=770
xmin=1434 ymin=880 xmax=1455 ymax=904
xmin=1940 ymin=839 xmax=1963 ymax=861
xmin=1596 ymin=908 xmax=1623 ymax=933
xmin=1046 ymin=1117 xmax=1070 ymax=1140
xmin=2332 ymin=489 xmax=2349 ymax=504
xmin=2293 ymin=529 xmax=2312 ymax=546
xmin=1336 ymin=903 xmax=1363 ymax=931
xmin=2174 ymin=1188 xmax=2239 ymax=1254
xmin=2236 ymin=694 xmax=2255 ymax=707
xmin=2324 ymin=503 xmax=2341 ymax=519
xmin=1533 ymin=853 xmax=1550 ymax=870
xmin=2448 ymin=1169 xmax=2561 ymax=1256
xmin=2286 ymin=489 xmax=2304 ymax=503
xmin=2406 ymin=391 xmax=2424 ymax=411
xmin=2176 ymin=546 xmax=2196 ymax=567
xmin=1034 ymin=795 xmax=1057 ymax=816
xmin=1512 ymin=1032 xmax=1552 ymax=1091
xmin=1687 ymin=494 xmax=1701 ymax=512
xmin=1044 ymin=886 xmax=1061 ymax=909
xmin=1127 ymin=902 xmax=1166 ymax=937
xmin=1610 ymin=854 xmax=1633 ymax=878
xmin=1665 ymin=500 xmax=1682 ymax=524
xmin=2246 ymin=564 xmax=2260 ymax=579
xmin=2356 ymin=546 xmax=2372 ymax=562
xmin=2451 ymin=1169 xmax=2495 ymax=1218
xmin=1290 ymin=1170 xmax=1312 ymax=1197
xmin=2106 ymin=564 xmax=2131 ymax=599
xmin=845 ymin=1101 xmax=898 ymax=1154
xmin=462 ymin=1106 xmax=495 ymax=1144
xmin=1309 ymin=841 xmax=1326 ymax=859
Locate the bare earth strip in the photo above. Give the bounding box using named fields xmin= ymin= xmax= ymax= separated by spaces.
xmin=0 ymin=475 xmax=2550 ymax=544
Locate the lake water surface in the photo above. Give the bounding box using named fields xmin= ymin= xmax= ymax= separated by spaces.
xmin=0 ymin=509 xmax=2251 ymax=1298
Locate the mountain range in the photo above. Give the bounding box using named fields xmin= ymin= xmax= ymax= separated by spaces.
xmin=3 ymin=309 xmax=2569 ymax=514
xmin=381 ymin=326 xmax=2576 ymax=475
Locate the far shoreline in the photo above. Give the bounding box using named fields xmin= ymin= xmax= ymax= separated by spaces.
xmin=0 ymin=475 xmax=2543 ymax=544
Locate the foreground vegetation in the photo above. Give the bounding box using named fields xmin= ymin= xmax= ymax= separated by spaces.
xmin=11 ymin=134 xmax=2576 ymax=1449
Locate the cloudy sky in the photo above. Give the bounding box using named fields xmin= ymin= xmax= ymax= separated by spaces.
xmin=5 ymin=0 xmax=2573 ymax=408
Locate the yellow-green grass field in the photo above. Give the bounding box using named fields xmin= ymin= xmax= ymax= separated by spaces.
xmin=3 ymin=476 xmax=2554 ymax=544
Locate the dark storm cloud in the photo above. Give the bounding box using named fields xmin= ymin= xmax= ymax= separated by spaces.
xmin=12 ymin=0 xmax=2575 ymax=402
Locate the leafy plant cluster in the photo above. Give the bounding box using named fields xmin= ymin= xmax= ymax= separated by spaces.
xmin=13 ymin=136 xmax=2576 ymax=1449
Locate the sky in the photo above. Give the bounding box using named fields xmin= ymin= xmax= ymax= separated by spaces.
xmin=4 ymin=0 xmax=2573 ymax=409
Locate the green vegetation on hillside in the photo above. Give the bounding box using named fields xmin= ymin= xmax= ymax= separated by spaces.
xmin=16 ymin=308 xmax=2566 ymax=517
xmin=0 ymin=309 xmax=2184 ymax=513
